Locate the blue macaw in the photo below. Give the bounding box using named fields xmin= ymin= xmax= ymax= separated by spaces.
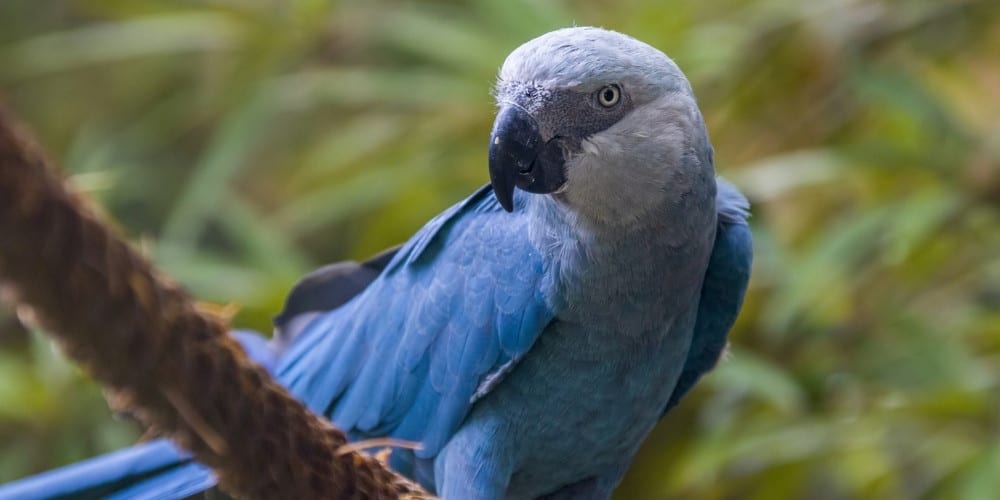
xmin=0 ymin=27 xmax=751 ymax=499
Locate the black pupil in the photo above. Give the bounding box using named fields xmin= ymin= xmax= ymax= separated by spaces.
xmin=603 ymin=88 xmax=615 ymax=103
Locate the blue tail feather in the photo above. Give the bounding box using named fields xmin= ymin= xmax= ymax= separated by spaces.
xmin=0 ymin=439 xmax=197 ymax=500
xmin=106 ymin=462 xmax=215 ymax=500
xmin=0 ymin=330 xmax=277 ymax=500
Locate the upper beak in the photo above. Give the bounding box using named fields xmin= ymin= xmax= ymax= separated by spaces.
xmin=488 ymin=105 xmax=566 ymax=212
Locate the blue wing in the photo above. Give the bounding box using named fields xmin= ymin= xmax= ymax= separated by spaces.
xmin=663 ymin=179 xmax=752 ymax=415
xmin=276 ymin=185 xmax=555 ymax=460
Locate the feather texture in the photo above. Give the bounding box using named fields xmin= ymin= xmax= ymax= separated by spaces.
xmin=663 ymin=180 xmax=753 ymax=414
xmin=277 ymin=186 xmax=555 ymax=460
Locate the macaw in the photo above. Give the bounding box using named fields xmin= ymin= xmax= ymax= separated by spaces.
xmin=0 ymin=26 xmax=751 ymax=500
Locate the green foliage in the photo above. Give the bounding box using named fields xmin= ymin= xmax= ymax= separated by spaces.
xmin=1 ymin=0 xmax=998 ymax=497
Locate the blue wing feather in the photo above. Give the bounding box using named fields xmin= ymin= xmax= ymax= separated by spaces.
xmin=663 ymin=179 xmax=752 ymax=415
xmin=276 ymin=185 xmax=555 ymax=459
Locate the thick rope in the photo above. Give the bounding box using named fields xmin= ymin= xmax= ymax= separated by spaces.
xmin=0 ymin=103 xmax=432 ymax=499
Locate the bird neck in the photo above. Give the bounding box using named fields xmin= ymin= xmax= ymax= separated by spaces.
xmin=525 ymin=161 xmax=717 ymax=251
xmin=524 ymin=178 xmax=717 ymax=327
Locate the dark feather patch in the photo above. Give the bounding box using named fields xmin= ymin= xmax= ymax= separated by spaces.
xmin=273 ymin=245 xmax=401 ymax=343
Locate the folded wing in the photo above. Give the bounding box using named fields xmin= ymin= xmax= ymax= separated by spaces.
xmin=277 ymin=186 xmax=556 ymax=459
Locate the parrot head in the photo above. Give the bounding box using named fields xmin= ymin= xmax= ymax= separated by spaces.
xmin=488 ymin=27 xmax=715 ymax=225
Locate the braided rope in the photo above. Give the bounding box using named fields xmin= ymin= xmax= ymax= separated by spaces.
xmin=0 ymin=104 xmax=433 ymax=499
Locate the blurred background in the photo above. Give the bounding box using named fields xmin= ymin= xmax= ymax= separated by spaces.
xmin=0 ymin=0 xmax=998 ymax=498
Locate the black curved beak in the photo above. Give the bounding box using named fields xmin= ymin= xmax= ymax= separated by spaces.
xmin=488 ymin=106 xmax=566 ymax=212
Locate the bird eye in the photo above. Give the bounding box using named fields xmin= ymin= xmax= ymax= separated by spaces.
xmin=597 ymin=85 xmax=621 ymax=107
